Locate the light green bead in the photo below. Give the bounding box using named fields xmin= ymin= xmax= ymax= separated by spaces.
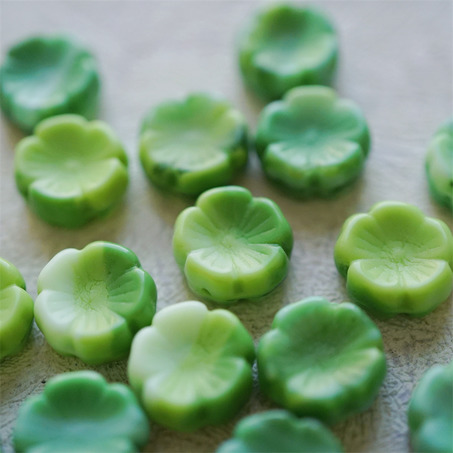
xmin=238 ymin=4 xmax=338 ymax=101
xmin=255 ymin=86 xmax=370 ymax=197
xmin=425 ymin=119 xmax=453 ymax=211
xmin=408 ymin=362 xmax=453 ymax=453
xmin=0 ymin=258 xmax=34 ymax=360
xmin=34 ymin=241 xmax=157 ymax=364
xmin=140 ymin=93 xmax=248 ymax=197
xmin=14 ymin=114 xmax=128 ymax=228
xmin=334 ymin=201 xmax=453 ymax=317
xmin=216 ymin=411 xmax=344 ymax=453
xmin=173 ymin=186 xmax=293 ymax=303
xmin=128 ymin=301 xmax=255 ymax=431
xmin=0 ymin=35 xmax=100 ymax=133
xmin=13 ymin=371 xmax=149 ymax=453
xmin=257 ymin=297 xmax=386 ymax=425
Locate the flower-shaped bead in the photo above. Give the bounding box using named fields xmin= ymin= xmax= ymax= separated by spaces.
xmin=173 ymin=186 xmax=293 ymax=304
xmin=128 ymin=301 xmax=255 ymax=431
xmin=408 ymin=362 xmax=453 ymax=453
xmin=0 ymin=35 xmax=100 ymax=133
xmin=216 ymin=411 xmax=344 ymax=453
xmin=238 ymin=4 xmax=338 ymax=101
xmin=334 ymin=201 xmax=453 ymax=317
xmin=35 ymin=241 xmax=157 ymax=365
xmin=425 ymin=119 xmax=453 ymax=211
xmin=15 ymin=115 xmax=128 ymax=228
xmin=255 ymin=86 xmax=370 ymax=197
xmin=13 ymin=371 xmax=149 ymax=453
xmin=258 ymin=297 xmax=386 ymax=425
xmin=140 ymin=93 xmax=248 ymax=197
xmin=0 ymin=258 xmax=34 ymax=360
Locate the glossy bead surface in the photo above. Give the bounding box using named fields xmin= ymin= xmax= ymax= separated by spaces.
xmin=334 ymin=201 xmax=453 ymax=317
xmin=128 ymin=301 xmax=255 ymax=431
xmin=255 ymin=86 xmax=370 ymax=197
xmin=216 ymin=411 xmax=344 ymax=453
xmin=238 ymin=4 xmax=338 ymax=101
xmin=35 ymin=241 xmax=157 ymax=364
xmin=140 ymin=93 xmax=248 ymax=197
xmin=408 ymin=362 xmax=453 ymax=453
xmin=13 ymin=371 xmax=150 ymax=453
xmin=258 ymin=297 xmax=386 ymax=424
xmin=0 ymin=35 xmax=100 ymax=133
xmin=173 ymin=186 xmax=293 ymax=303
xmin=15 ymin=115 xmax=128 ymax=228
xmin=425 ymin=119 xmax=453 ymax=211
xmin=0 ymin=258 xmax=34 ymax=360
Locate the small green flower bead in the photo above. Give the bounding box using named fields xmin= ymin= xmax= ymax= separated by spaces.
xmin=14 ymin=114 xmax=128 ymax=228
xmin=13 ymin=371 xmax=150 ymax=453
xmin=216 ymin=411 xmax=344 ymax=453
xmin=255 ymin=86 xmax=370 ymax=197
xmin=128 ymin=301 xmax=255 ymax=431
xmin=425 ymin=119 xmax=453 ymax=211
xmin=172 ymin=186 xmax=293 ymax=304
xmin=35 ymin=241 xmax=157 ymax=365
xmin=408 ymin=362 xmax=453 ymax=453
xmin=257 ymin=297 xmax=386 ymax=425
xmin=0 ymin=35 xmax=100 ymax=133
xmin=238 ymin=4 xmax=338 ymax=101
xmin=334 ymin=201 xmax=453 ymax=317
xmin=0 ymin=258 xmax=34 ymax=360
xmin=139 ymin=93 xmax=248 ymax=197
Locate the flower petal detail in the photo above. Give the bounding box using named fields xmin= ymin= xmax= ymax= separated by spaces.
xmin=14 ymin=115 xmax=128 ymax=228
xmin=238 ymin=5 xmax=338 ymax=100
xmin=334 ymin=201 xmax=453 ymax=317
xmin=140 ymin=93 xmax=248 ymax=196
xmin=128 ymin=301 xmax=255 ymax=431
xmin=258 ymin=298 xmax=386 ymax=424
xmin=35 ymin=241 xmax=156 ymax=364
xmin=256 ymin=86 xmax=370 ymax=197
xmin=173 ymin=186 xmax=292 ymax=303
xmin=13 ymin=371 xmax=149 ymax=452
xmin=216 ymin=411 xmax=344 ymax=453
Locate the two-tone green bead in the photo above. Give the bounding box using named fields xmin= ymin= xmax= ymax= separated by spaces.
xmin=173 ymin=186 xmax=293 ymax=303
xmin=0 ymin=258 xmax=34 ymax=360
xmin=255 ymin=86 xmax=370 ymax=197
xmin=238 ymin=4 xmax=338 ymax=101
xmin=0 ymin=35 xmax=100 ymax=133
xmin=13 ymin=371 xmax=150 ymax=453
xmin=35 ymin=241 xmax=157 ymax=364
xmin=258 ymin=297 xmax=386 ymax=425
xmin=14 ymin=115 xmax=128 ymax=228
xmin=128 ymin=301 xmax=255 ymax=431
xmin=335 ymin=201 xmax=453 ymax=317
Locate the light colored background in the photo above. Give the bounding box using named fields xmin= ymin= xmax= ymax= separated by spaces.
xmin=0 ymin=1 xmax=452 ymax=452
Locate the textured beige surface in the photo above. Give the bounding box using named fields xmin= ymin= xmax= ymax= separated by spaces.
xmin=0 ymin=1 xmax=452 ymax=452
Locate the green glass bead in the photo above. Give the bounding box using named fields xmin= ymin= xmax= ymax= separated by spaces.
xmin=14 ymin=114 xmax=128 ymax=228
xmin=257 ymin=297 xmax=386 ymax=425
xmin=334 ymin=201 xmax=453 ymax=317
xmin=408 ymin=362 xmax=453 ymax=453
xmin=216 ymin=411 xmax=344 ymax=453
xmin=425 ymin=119 xmax=453 ymax=211
xmin=0 ymin=258 xmax=34 ymax=360
xmin=139 ymin=93 xmax=248 ymax=197
xmin=128 ymin=301 xmax=255 ymax=431
xmin=172 ymin=186 xmax=293 ymax=303
xmin=0 ymin=35 xmax=100 ymax=133
xmin=238 ymin=4 xmax=338 ymax=101
xmin=255 ymin=86 xmax=370 ymax=197
xmin=13 ymin=371 xmax=149 ymax=453
xmin=34 ymin=241 xmax=157 ymax=365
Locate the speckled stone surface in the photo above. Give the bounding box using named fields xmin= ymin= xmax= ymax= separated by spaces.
xmin=0 ymin=1 xmax=452 ymax=452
